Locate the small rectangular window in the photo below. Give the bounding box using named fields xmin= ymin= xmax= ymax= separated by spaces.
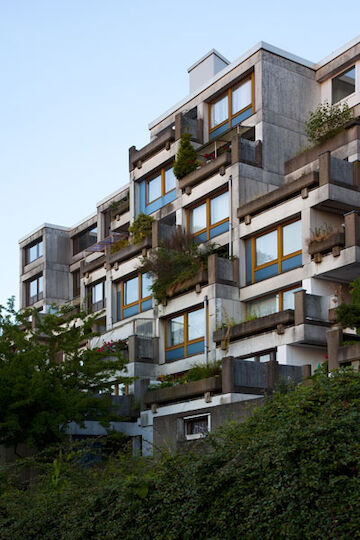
xmin=116 ymin=273 xmax=152 ymax=321
xmin=167 ymin=315 xmax=184 ymax=347
xmin=124 ymin=276 xmax=139 ymax=306
xmin=73 ymin=226 xmax=98 ymax=255
xmin=27 ymin=275 xmax=43 ymax=305
xmin=146 ymin=166 xmax=176 ymax=206
xmin=255 ymin=230 xmax=278 ymax=266
xmin=26 ymin=239 xmax=43 ymax=264
xmin=332 ymin=66 xmax=356 ymax=104
xmin=184 ymin=414 xmax=210 ymax=440
xmin=247 ymin=285 xmax=302 ymax=318
xmin=89 ymin=281 xmax=105 ymax=312
xmin=165 ymin=306 xmax=206 ymax=361
xmin=188 ymin=190 xmax=229 ymax=240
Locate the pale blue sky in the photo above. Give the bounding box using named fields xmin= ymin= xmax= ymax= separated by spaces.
xmin=1 ymin=0 xmax=359 ymax=308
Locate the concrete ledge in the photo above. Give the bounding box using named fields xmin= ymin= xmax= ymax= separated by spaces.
xmin=213 ymin=310 xmax=295 ymax=344
xmin=237 ymin=172 xmax=318 ymax=221
xmin=284 ymin=119 xmax=360 ymax=175
xmin=81 ymin=255 xmax=106 ymax=276
xmin=108 ymin=236 xmax=152 ymax=266
xmin=110 ymin=198 xmax=130 ymax=220
xmin=144 ymin=376 xmax=222 ymax=407
xmin=166 ymin=269 xmax=208 ymax=298
xmin=308 ymin=232 xmax=345 ymax=256
xmin=178 ymin=152 xmax=231 ymax=191
xmin=129 ymin=127 xmax=175 ymax=171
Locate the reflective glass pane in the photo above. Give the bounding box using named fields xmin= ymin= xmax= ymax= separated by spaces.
xmin=190 ymin=203 xmax=206 ymax=233
xmin=93 ymin=282 xmax=103 ymax=303
xmin=147 ymin=174 xmax=161 ymax=203
xmin=283 ymin=221 xmax=301 ymax=256
xmin=332 ymin=66 xmax=356 ymax=104
xmin=210 ymin=94 xmax=228 ymax=128
xmin=38 ymin=276 xmax=43 ymax=294
xmin=28 ymin=245 xmax=37 ymax=263
xmin=142 ymin=273 xmax=152 ymax=298
xmin=30 ymin=279 xmax=37 ymax=298
xmin=259 ymin=353 xmax=271 ymax=363
xmin=282 ymin=287 xmax=302 ymax=310
xmin=124 ymin=276 xmax=138 ymax=305
xmin=256 ymin=230 xmax=278 ymax=266
xmin=248 ymin=294 xmax=279 ymax=318
xmin=38 ymin=241 xmax=43 ymax=257
xmin=188 ymin=308 xmax=204 ymax=341
xmin=211 ymin=191 xmax=229 ymax=225
xmin=164 ymin=168 xmax=176 ymax=193
xmin=167 ymin=315 xmax=184 ymax=347
xmin=185 ymin=416 xmax=208 ymax=436
xmin=232 ymin=79 xmax=252 ymax=115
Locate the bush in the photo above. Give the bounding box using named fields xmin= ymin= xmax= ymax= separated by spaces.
xmin=129 ymin=213 xmax=154 ymax=244
xmin=2 ymin=369 xmax=360 ymax=539
xmin=337 ymin=277 xmax=360 ymax=334
xmin=173 ymin=131 xmax=200 ymax=179
xmin=305 ymin=100 xmax=352 ymax=145
xmin=138 ymin=228 xmax=215 ymax=304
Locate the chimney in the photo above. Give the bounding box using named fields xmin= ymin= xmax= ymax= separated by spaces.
xmin=187 ymin=49 xmax=230 ymax=94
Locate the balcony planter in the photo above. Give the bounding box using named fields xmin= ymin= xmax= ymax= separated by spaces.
xmin=166 ymin=269 xmax=208 ymax=298
xmin=308 ymin=232 xmax=345 ymax=256
xmin=338 ymin=341 xmax=360 ymax=365
xmin=109 ymin=236 xmax=152 ymax=266
xmin=110 ymin=198 xmax=130 ymax=220
xmin=178 ymin=152 xmax=231 ymax=191
xmin=213 ymin=310 xmax=295 ymax=344
xmin=129 ymin=126 xmax=175 ymax=171
xmin=144 ymin=375 xmax=222 ymax=407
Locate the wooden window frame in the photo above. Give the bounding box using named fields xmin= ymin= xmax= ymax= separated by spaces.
xmin=186 ymin=188 xmax=229 ymax=240
xmin=26 ymin=274 xmax=43 ymax=306
xmin=119 ymin=273 xmax=152 ymax=320
xmin=72 ymin=269 xmax=80 ymax=298
xmin=165 ymin=304 xmax=208 ymax=359
xmin=246 ymin=284 xmax=302 ymax=317
xmin=25 ymin=238 xmax=43 ymax=265
xmin=145 ymin=165 xmax=176 ymax=206
xmin=208 ymin=72 xmax=255 ymax=136
xmin=247 ymin=218 xmax=302 ymax=284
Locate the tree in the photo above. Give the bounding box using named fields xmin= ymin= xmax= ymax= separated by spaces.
xmin=0 ymin=299 xmax=130 ymax=454
xmin=173 ymin=131 xmax=200 ymax=179
xmin=337 ymin=277 xmax=360 ymax=333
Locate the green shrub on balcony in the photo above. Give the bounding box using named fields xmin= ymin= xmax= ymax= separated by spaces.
xmin=139 ymin=228 xmax=215 ymax=304
xmin=173 ymin=132 xmax=200 ymax=179
xmin=128 ymin=213 xmax=154 ymax=244
xmin=305 ymin=100 xmax=352 ymax=145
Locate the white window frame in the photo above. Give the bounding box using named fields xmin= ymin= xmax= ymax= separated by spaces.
xmin=183 ymin=413 xmax=211 ymax=440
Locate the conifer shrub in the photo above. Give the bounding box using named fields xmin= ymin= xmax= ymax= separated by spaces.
xmin=173 ymin=131 xmax=200 ymax=179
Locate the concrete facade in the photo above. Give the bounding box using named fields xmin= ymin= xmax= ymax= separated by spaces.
xmin=19 ymin=37 xmax=360 ymax=454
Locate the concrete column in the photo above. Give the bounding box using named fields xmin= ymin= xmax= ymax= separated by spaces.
xmin=105 ymin=270 xmax=112 ymax=331
xmin=175 ymin=113 xmax=182 ymax=141
xmin=327 ymin=327 xmax=343 ymax=371
xmin=231 ymin=134 xmax=241 ymax=165
xmin=302 ymin=364 xmax=312 ymax=378
xmin=266 ymin=359 xmax=279 ymax=392
xmin=345 ymin=210 xmax=360 ymax=248
xmin=352 ymin=161 xmax=360 ymax=188
xmin=294 ymin=290 xmax=306 ymax=325
xmin=207 ymin=254 xmax=217 ymax=285
xmin=319 ymin=151 xmax=331 ymax=186
xmin=221 ymin=356 xmax=234 ymax=393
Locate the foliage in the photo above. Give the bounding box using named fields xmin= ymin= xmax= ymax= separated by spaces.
xmin=173 ymin=131 xmax=200 ymax=179
xmin=139 ymin=228 xmax=216 ymax=304
xmin=147 ymin=360 xmax=221 ymax=391
xmin=305 ymin=100 xmax=352 ymax=145
xmin=0 ymin=299 xmax=130 ymax=453
xmin=94 ymin=339 xmax=127 ymax=354
xmin=128 ymin=213 xmax=154 ymax=244
xmin=337 ymin=277 xmax=360 ymax=334
xmin=110 ymin=236 xmax=129 ymax=253
xmin=2 ymin=369 xmax=360 ymax=538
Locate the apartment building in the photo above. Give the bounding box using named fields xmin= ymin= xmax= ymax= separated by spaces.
xmin=19 ymin=37 xmax=360 ymax=454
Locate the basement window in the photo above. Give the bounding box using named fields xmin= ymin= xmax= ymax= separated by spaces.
xmin=184 ymin=414 xmax=211 ymax=440
xmin=332 ymin=66 xmax=356 ymax=104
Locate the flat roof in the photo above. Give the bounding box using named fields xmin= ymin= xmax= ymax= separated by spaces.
xmin=314 ymin=34 xmax=360 ymax=69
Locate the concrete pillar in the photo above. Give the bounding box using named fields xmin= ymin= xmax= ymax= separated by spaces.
xmin=175 ymin=113 xmax=182 ymax=141
xmin=345 ymin=210 xmax=360 ymax=248
xmin=231 ymin=134 xmax=241 ymax=165
xmin=105 ymin=269 xmax=112 ymax=331
xmin=266 ymin=359 xmax=279 ymax=392
xmin=302 ymin=364 xmax=312 ymax=378
xmin=352 ymin=161 xmax=360 ymax=188
xmin=327 ymin=327 xmax=343 ymax=371
xmin=294 ymin=290 xmax=306 ymax=325
xmin=255 ymin=140 xmax=262 ymax=167
xmin=319 ymin=151 xmax=331 ymax=186
xmin=207 ymin=254 xmax=217 ymax=285
xmin=221 ymin=356 xmax=234 ymax=393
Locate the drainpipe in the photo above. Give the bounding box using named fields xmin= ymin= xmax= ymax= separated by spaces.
xmin=204 ymin=295 xmax=209 ymax=366
xmin=228 ymin=175 xmax=233 ymax=258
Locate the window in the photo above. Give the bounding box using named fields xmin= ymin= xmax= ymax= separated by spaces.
xmin=246 ymin=219 xmax=302 ymax=284
xmin=240 ymin=351 xmax=276 ymax=363
xmin=332 ymin=66 xmax=356 ymax=104
xmin=73 ymin=225 xmax=98 ymax=255
xmin=27 ymin=275 xmax=43 ymax=305
xmin=247 ymin=285 xmax=302 ymax=318
xmin=72 ymin=270 xmax=80 ymax=298
xmin=25 ymin=239 xmax=43 ymax=265
xmin=116 ymin=273 xmax=152 ymax=321
xmin=146 ymin=166 xmax=176 ymax=205
xmin=188 ymin=189 xmax=229 ymax=241
xmin=209 ymin=74 xmax=254 ymax=139
xmin=184 ymin=414 xmax=210 ymax=440
xmin=88 ymin=280 xmax=105 ymax=312
xmin=165 ymin=306 xmax=206 ymax=362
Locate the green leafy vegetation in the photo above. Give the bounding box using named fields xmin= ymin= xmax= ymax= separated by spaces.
xmin=139 ymin=228 xmax=215 ymax=304
xmin=1 ymin=369 xmax=360 ymax=538
xmin=0 ymin=299 xmax=130 ymax=453
xmin=128 ymin=213 xmax=154 ymax=244
xmin=337 ymin=277 xmax=360 ymax=334
xmin=305 ymin=100 xmax=352 ymax=145
xmin=173 ymin=131 xmax=200 ymax=179
xmin=147 ymin=360 xmax=221 ymax=390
